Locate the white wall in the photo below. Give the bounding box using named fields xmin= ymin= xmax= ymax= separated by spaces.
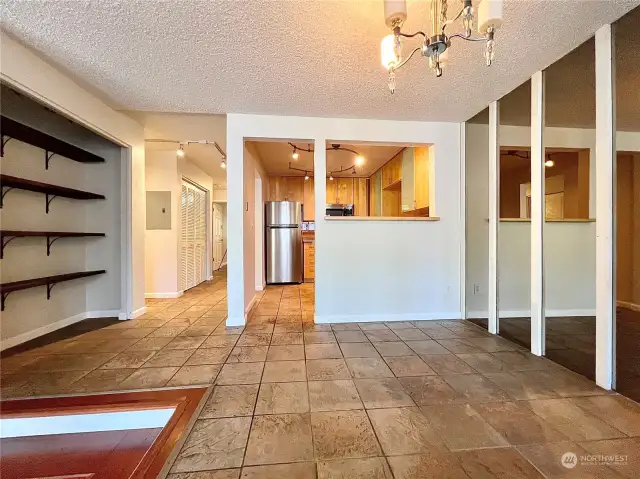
xmin=227 ymin=114 xmax=463 ymax=325
xmin=1 ymin=31 xmax=146 ymax=321
xmin=466 ymin=122 xmax=640 ymax=317
xmin=145 ymin=150 xmax=180 ymax=296
xmin=241 ymin=143 xmax=267 ymax=316
xmin=144 ymin=146 xmax=215 ymax=297
xmin=1 ymin=88 xmax=122 ymax=348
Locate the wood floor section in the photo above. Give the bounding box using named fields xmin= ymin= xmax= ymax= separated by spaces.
xmin=1 ymin=388 xmax=206 ymax=479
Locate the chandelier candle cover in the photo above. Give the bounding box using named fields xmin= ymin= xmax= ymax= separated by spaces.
xmin=381 ymin=0 xmax=503 ymax=91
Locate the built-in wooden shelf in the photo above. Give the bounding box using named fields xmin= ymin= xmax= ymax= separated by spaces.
xmin=0 ymin=174 xmax=105 ymax=213
xmin=383 ymin=179 xmax=402 ymax=191
xmin=0 ymin=270 xmax=106 ymax=311
xmin=1 ymin=116 xmax=105 ymax=167
xmin=0 ymin=230 xmax=106 ymax=259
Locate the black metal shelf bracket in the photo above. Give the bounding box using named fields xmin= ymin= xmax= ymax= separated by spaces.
xmin=45 ymin=194 xmax=57 ymax=214
xmin=0 ymin=187 xmax=14 ymax=209
xmin=1 ymin=136 xmax=13 ymax=157
xmin=1 ymin=236 xmax=17 ymax=260
xmin=46 ymin=281 xmax=56 ymax=300
xmin=45 ymin=151 xmax=57 ymax=170
xmin=46 ymin=236 xmax=62 ymax=256
xmin=1 ymin=292 xmax=9 ymax=311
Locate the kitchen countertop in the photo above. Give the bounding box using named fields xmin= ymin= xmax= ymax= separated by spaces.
xmin=302 ymin=232 xmax=315 ymax=243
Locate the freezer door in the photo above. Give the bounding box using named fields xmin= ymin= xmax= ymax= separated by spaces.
xmin=266 ymin=226 xmax=303 ymax=284
xmin=265 ymin=201 xmax=302 ymax=226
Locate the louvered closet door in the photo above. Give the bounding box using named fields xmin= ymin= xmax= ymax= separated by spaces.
xmin=181 ymin=181 xmax=207 ymax=292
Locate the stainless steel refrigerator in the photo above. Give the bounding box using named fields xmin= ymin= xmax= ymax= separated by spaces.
xmin=265 ymin=201 xmax=303 ymax=284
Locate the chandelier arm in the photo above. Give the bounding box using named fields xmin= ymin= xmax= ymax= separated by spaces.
xmin=395 ymin=46 xmax=422 ymax=70
xmin=399 ymin=31 xmax=426 ymax=39
xmin=448 ymin=33 xmax=487 ymax=42
xmin=441 ymin=6 xmax=466 ymax=33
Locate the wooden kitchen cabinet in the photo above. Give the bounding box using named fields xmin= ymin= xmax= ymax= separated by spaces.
xmin=303 ymin=242 xmax=315 ymax=282
xmin=354 ymin=178 xmax=368 ymax=216
xmin=413 ymin=146 xmax=430 ymax=209
xmin=268 ymin=177 xmax=304 ymax=202
xmin=337 ymin=178 xmax=354 ymax=205
xmin=303 ymin=179 xmax=315 ymax=221
xmin=381 ymin=153 xmax=402 ymax=188
xmin=326 ymin=180 xmax=338 ymax=204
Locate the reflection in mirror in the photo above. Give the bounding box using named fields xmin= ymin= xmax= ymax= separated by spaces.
xmin=465 ymin=108 xmax=489 ymax=330
xmin=541 ymin=36 xmax=597 ymax=380
xmin=496 ymin=81 xmax=533 ymax=348
xmin=615 ymin=6 xmax=640 ymax=403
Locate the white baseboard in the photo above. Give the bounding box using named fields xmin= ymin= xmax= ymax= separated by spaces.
xmin=245 ymin=294 xmax=258 ymax=315
xmin=1 ymin=310 xmax=121 ymax=351
xmin=119 ymin=305 xmax=148 ymax=321
xmin=314 ymin=312 xmax=463 ymax=324
xmin=226 ymin=316 xmax=245 ymax=327
xmin=617 ymin=301 xmax=640 ymax=312
xmin=467 ymin=309 xmax=596 ymax=319
xmin=144 ymin=291 xmax=183 ymax=299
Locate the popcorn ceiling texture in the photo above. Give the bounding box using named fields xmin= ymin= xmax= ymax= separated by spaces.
xmin=1 ymin=0 xmax=637 ymax=122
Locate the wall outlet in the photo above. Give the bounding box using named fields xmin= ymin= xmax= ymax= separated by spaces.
xmin=473 ymin=284 xmax=480 ymax=295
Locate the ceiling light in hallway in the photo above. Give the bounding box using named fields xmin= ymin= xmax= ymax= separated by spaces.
xmin=382 ymin=0 xmax=503 ymax=92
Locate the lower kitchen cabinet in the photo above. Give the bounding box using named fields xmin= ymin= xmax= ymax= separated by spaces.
xmin=303 ymin=242 xmax=315 ymax=282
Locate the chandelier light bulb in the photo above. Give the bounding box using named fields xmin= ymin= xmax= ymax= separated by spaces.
xmin=177 ymin=145 xmax=185 ymax=157
xmin=381 ymin=34 xmax=401 ymax=70
xmin=355 ymin=155 xmax=365 ymax=166
xmin=221 ymin=159 xmax=226 ymax=169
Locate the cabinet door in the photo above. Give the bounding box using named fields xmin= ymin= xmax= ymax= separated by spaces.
xmin=354 ymin=178 xmax=368 ymax=216
xmin=414 ymin=147 xmax=430 ymax=209
xmin=303 ymin=242 xmax=315 ymax=282
xmin=337 ymin=178 xmax=354 ymax=204
xmin=303 ymin=179 xmax=315 ymax=221
xmin=284 ymin=177 xmax=304 ymax=202
xmin=326 ymin=180 xmax=338 ymax=204
xmin=402 ymin=148 xmax=415 ymax=212
xmin=382 ymin=153 xmax=402 ymax=188
xmin=268 ymin=177 xmax=280 ymax=201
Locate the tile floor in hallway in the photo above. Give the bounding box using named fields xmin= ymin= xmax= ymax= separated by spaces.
xmin=1 ymin=273 xmax=640 ymax=478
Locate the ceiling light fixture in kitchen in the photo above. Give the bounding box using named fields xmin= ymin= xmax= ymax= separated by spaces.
xmin=381 ymin=0 xmax=503 ymax=92
xmin=288 ymin=142 xmax=366 ymax=178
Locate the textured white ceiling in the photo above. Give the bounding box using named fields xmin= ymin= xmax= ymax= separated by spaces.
xmin=470 ymin=5 xmax=640 ymax=130
xmin=2 ymin=1 xmax=637 ymax=122
xmin=128 ymin=111 xmax=227 ymax=185
xmin=250 ymin=140 xmax=404 ymax=177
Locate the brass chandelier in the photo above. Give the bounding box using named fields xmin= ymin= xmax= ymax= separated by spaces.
xmin=381 ymin=0 xmax=504 ymax=92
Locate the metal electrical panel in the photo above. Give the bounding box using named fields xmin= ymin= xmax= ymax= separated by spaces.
xmin=146 ymin=191 xmax=172 ymax=230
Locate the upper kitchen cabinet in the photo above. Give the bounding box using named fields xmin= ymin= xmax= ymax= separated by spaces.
xmin=381 ymin=152 xmax=402 ymax=189
xmin=268 ymin=177 xmax=304 ymax=202
xmin=353 ymin=178 xmax=368 ymax=216
xmin=326 ymin=179 xmax=338 ymax=204
xmin=303 ymin=179 xmax=315 ymax=221
xmin=413 ymin=147 xmax=430 ymax=210
xmin=336 ymin=178 xmax=354 ymax=205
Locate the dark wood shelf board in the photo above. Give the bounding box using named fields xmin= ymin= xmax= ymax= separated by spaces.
xmin=0 ymin=231 xmax=105 ymax=259
xmin=0 ymin=270 xmax=106 ymax=311
xmin=1 ymin=174 xmax=105 ymax=212
xmin=1 ymin=116 xmax=105 ymax=165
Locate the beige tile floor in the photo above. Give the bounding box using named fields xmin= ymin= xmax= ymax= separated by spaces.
xmin=2 ymin=272 xmax=640 ymax=478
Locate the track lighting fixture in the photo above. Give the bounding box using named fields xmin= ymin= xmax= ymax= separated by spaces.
xmin=304 ymin=172 xmax=310 ymax=181
xmin=177 ymin=144 xmax=185 ymax=157
xmin=287 ymin=142 xmax=365 ymax=178
xmin=221 ymin=159 xmax=227 ymax=169
xmin=544 ymin=160 xmax=554 ymax=168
